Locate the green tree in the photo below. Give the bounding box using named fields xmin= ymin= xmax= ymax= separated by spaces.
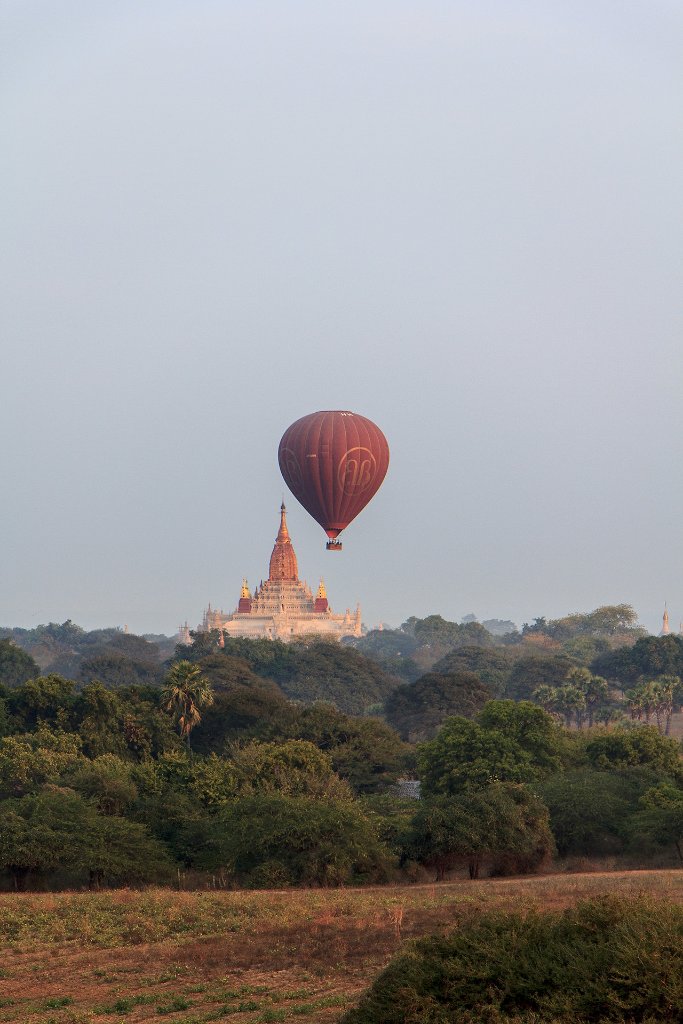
xmin=631 ymin=783 xmax=683 ymax=863
xmin=523 ymin=605 xmax=643 ymax=644
xmin=73 ymin=682 xmax=127 ymax=758
xmin=419 ymin=718 xmax=534 ymax=794
xmin=9 ymin=675 xmax=76 ymax=731
xmin=626 ymin=677 xmax=678 ymax=735
xmin=0 ymin=694 xmax=9 ymax=738
xmin=481 ymin=618 xmax=518 ymax=637
xmin=505 ymin=655 xmax=571 ymax=701
xmin=184 ymin=753 xmax=238 ymax=810
xmin=117 ymin=685 xmax=181 ymax=759
xmin=205 ymin=793 xmax=389 ymax=886
xmin=78 ymin=652 xmax=162 ymax=688
xmin=65 ymin=754 xmax=138 ymax=816
xmin=187 ymin=655 xmax=288 ymax=753
xmin=552 ymin=683 xmax=587 ymax=728
xmin=431 ymin=645 xmax=515 ymax=696
xmin=384 ymin=671 xmax=492 ymax=741
xmin=418 ymin=702 xmax=564 ymax=796
xmin=0 ymin=639 xmax=39 ymax=687
xmin=476 ymin=701 xmax=566 ymax=774
xmin=359 ymin=794 xmax=417 ymax=865
xmin=226 ymin=739 xmax=352 ymax=801
xmin=593 ymin=634 xmax=683 ymax=688
xmin=533 ymin=670 xmax=611 ymax=729
xmin=411 ymin=615 xmax=493 ymax=651
xmin=83 ymin=814 xmax=173 ymax=888
xmin=263 ymin=702 xmax=411 ymax=795
xmin=0 ymin=729 xmax=83 ymax=798
xmin=161 ymin=661 xmax=214 ymax=751
xmin=536 ymin=769 xmax=642 ymax=857
xmin=349 ymin=627 xmax=418 ymax=657
xmin=267 ymin=641 xmax=399 ymax=715
xmin=584 ymin=725 xmax=682 ymax=777
xmin=567 ymin=667 xmax=609 ymax=727
xmin=410 ymin=785 xmax=553 ymax=880
xmin=532 ymin=684 xmax=558 ymax=716
xmin=0 ymin=787 xmax=88 ymax=889
xmin=0 ymin=786 xmax=173 ymax=889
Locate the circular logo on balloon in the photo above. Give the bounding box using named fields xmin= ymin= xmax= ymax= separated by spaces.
xmin=337 ymin=447 xmax=377 ymax=495
xmin=280 ymin=447 xmax=303 ymax=488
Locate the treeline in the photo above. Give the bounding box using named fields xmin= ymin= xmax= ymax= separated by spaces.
xmin=0 ymin=621 xmax=170 ymax=688
xmin=0 ymin=676 xmax=681 ymax=890
xmin=346 ymin=604 xmax=645 ymax=679
xmin=0 ymin=604 xmax=682 ymax=891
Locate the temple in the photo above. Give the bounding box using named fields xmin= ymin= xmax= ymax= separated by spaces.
xmin=196 ymin=504 xmax=363 ymax=642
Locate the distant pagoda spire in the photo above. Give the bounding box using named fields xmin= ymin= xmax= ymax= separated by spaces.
xmin=661 ymin=604 xmax=670 ymax=636
xmin=268 ymin=503 xmax=299 ymax=582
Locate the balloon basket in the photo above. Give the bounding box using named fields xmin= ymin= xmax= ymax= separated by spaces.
xmin=326 ymin=541 xmax=343 ymax=551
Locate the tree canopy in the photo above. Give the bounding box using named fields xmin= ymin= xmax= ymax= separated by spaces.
xmin=418 ymin=701 xmax=566 ymax=795
xmin=384 ymin=671 xmax=492 ymax=741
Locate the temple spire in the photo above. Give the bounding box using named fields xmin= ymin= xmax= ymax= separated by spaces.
xmin=661 ymin=603 xmax=670 ymax=636
xmin=277 ymin=502 xmax=290 ymax=542
xmin=269 ymin=502 xmax=298 ymax=581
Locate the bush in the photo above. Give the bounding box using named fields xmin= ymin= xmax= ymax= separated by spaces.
xmin=342 ymin=895 xmax=683 ymax=1023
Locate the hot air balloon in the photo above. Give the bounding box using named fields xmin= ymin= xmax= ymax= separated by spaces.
xmin=278 ymin=410 xmax=389 ymax=550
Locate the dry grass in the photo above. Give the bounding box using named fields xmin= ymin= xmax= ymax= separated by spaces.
xmin=1 ymin=870 xmax=682 ymax=1024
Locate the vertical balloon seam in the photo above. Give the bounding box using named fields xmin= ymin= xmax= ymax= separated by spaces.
xmin=322 ymin=411 xmax=336 ymax=527
xmin=339 ymin=412 xmax=362 ymax=528
xmin=310 ymin=411 xmax=328 ymax=526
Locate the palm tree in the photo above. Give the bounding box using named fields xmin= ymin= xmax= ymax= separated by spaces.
xmin=625 ymin=687 xmax=645 ymax=723
xmin=567 ymin=667 xmax=609 ymax=728
xmin=532 ymin=685 xmax=560 ymax=717
xmin=554 ymin=684 xmax=586 ymax=729
xmin=161 ymin=660 xmax=214 ymax=752
xmin=648 ymin=677 xmax=677 ymax=736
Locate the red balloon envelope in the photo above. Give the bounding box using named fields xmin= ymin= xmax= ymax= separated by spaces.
xmin=278 ymin=410 xmax=390 ymax=548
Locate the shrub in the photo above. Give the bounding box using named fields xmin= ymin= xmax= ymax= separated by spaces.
xmin=342 ymin=895 xmax=683 ymax=1023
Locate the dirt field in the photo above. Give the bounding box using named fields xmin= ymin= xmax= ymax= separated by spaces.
xmin=1 ymin=870 xmax=682 ymax=1024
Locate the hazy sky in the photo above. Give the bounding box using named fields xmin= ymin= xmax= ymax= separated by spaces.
xmin=1 ymin=1 xmax=681 ymax=636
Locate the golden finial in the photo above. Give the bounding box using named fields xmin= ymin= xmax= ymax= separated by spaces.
xmin=240 ymin=578 xmax=251 ymax=599
xmin=316 ymin=578 xmax=327 ymax=600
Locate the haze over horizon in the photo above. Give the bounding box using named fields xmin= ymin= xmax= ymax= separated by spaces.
xmin=2 ymin=2 xmax=681 ymax=638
